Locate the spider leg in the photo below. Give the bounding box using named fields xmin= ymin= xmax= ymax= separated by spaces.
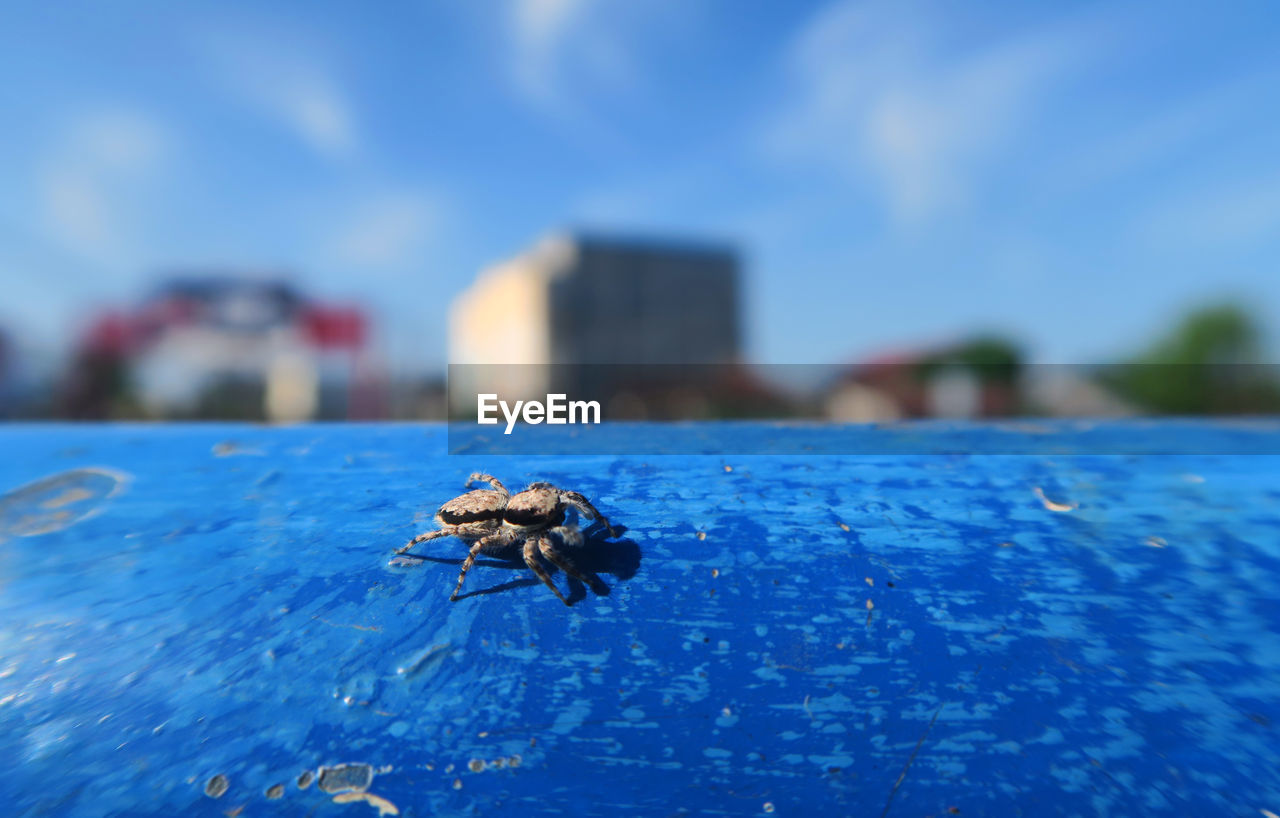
xmin=524 ymin=536 xmax=571 ymax=606
xmin=539 ymin=534 xmax=609 ymax=596
xmin=450 ymin=532 xmax=506 ymax=601
xmin=466 ymin=473 xmax=508 ymax=497
xmin=561 ymin=491 xmax=616 ymax=537
xmin=395 ymin=528 xmax=450 ymax=555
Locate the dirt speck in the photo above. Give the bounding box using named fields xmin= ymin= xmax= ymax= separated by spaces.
xmin=468 ymin=759 xmax=485 ymax=773
xmin=697 ymin=531 xmax=707 ymax=541
xmin=452 ymin=778 xmax=463 ymax=790
xmin=297 ymin=770 xmax=314 ymax=789
xmin=266 ymin=784 xmax=285 ymax=799
xmin=838 ymin=522 xmax=850 ymax=532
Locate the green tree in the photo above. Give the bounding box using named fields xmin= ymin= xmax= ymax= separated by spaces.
xmin=1106 ymin=304 xmax=1280 ymax=414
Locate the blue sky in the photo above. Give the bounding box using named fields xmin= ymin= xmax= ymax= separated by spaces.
xmin=2 ymin=0 xmax=1278 ymax=374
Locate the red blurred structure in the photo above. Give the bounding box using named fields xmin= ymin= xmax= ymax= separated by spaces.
xmin=67 ymin=277 xmax=374 ymax=420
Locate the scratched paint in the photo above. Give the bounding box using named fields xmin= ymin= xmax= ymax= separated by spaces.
xmin=0 ymin=424 xmax=1277 ymax=816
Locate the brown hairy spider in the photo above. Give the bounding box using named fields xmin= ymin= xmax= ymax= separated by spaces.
xmin=395 ymin=473 xmax=617 ymax=606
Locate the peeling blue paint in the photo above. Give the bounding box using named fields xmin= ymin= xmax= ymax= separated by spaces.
xmin=0 ymin=423 xmax=1279 ymax=816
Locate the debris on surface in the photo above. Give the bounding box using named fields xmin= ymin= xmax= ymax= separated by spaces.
xmin=212 ymin=441 xmax=263 ymax=457
xmin=1033 ymin=486 xmax=1078 ymax=512
xmin=396 ymin=643 xmax=452 ymax=678
xmin=318 ymin=763 xmax=375 ymax=793
xmin=332 ymin=791 xmax=400 ymax=815
xmin=204 ymin=774 xmax=229 ymax=798
xmin=297 ymin=770 xmax=314 ymax=789
xmin=1145 ymin=536 xmax=1168 ymax=548
xmin=697 ymin=531 xmax=707 ymax=541
xmin=265 ymin=784 xmax=284 ymax=799
xmin=468 ymin=754 xmax=523 ymax=772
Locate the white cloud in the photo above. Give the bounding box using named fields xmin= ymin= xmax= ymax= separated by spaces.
xmin=510 ymin=0 xmax=592 ymax=104
xmin=505 ymin=0 xmax=670 ymax=123
xmin=272 ymin=80 xmax=355 ymax=158
xmin=333 ymin=192 xmax=439 ymax=269
xmin=1044 ymin=71 xmax=1276 ymax=197
xmin=42 ymin=169 xmax=112 ymax=251
xmin=767 ymin=0 xmax=1105 ymax=224
xmin=197 ymin=26 xmax=357 ymax=159
xmin=37 ymin=109 xmax=170 ymax=264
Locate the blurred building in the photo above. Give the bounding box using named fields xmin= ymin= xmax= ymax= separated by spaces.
xmin=66 ymin=276 xmax=372 ymax=420
xmin=826 ymin=338 xmax=1023 ymax=422
xmin=449 ymin=233 xmax=757 ymax=417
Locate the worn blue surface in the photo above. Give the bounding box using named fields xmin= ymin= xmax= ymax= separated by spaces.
xmin=1 ymin=423 xmax=1279 ymax=817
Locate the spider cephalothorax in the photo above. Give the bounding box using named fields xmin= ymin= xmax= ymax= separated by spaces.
xmin=395 ymin=474 xmax=616 ymax=605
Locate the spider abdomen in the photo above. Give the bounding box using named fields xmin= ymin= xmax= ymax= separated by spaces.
xmin=436 ymin=490 xmax=506 ymax=525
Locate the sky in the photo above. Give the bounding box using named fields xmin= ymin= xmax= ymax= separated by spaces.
xmin=1 ymin=0 xmax=1278 ymax=375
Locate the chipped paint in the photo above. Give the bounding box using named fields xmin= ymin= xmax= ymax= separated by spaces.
xmin=0 ymin=467 xmax=129 ymax=537
xmin=1 ymin=424 xmax=1278 ymax=816
xmin=317 ymin=763 xmax=374 ymax=793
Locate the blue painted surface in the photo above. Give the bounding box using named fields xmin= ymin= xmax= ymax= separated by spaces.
xmin=1 ymin=423 xmax=1279 ymax=817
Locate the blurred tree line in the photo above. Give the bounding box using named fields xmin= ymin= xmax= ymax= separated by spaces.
xmin=1103 ymin=304 xmax=1280 ymax=414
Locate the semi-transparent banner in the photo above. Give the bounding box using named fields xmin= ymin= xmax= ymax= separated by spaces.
xmin=446 ymin=363 xmax=1280 ymax=455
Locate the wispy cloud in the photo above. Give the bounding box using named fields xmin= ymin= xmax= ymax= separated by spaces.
xmin=331 ymin=192 xmax=439 ymax=271
xmin=510 ymin=0 xmax=591 ymax=104
xmin=766 ymin=0 xmax=1107 ymax=224
xmin=198 ymin=25 xmax=358 ymax=160
xmin=37 ymin=109 xmax=171 ymax=265
xmin=505 ymin=0 xmax=665 ymax=123
xmin=1043 ymin=68 xmax=1279 ymax=198
xmin=1136 ymin=170 xmax=1280 ymax=249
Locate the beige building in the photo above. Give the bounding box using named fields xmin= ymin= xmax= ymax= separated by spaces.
xmin=448 ymin=233 xmax=741 ymax=415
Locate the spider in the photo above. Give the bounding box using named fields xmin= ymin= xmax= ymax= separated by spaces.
xmin=395 ymin=473 xmax=617 ymax=606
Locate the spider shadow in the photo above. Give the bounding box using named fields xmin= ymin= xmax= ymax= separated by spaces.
xmin=403 ymin=522 xmax=642 ymax=605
